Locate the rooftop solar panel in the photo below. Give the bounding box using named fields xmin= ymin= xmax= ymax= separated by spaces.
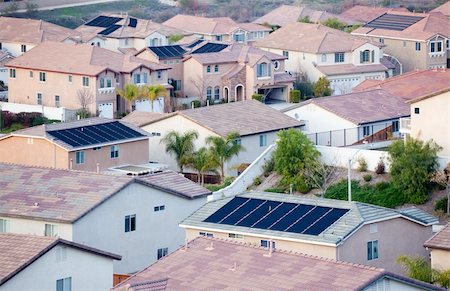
xmin=186 ymin=39 xmax=203 ymax=48
xmin=47 ymin=121 xmax=145 ymax=148
xmin=99 ymin=24 xmax=121 ymax=36
xmin=85 ymin=16 xmax=123 ymax=28
xmin=149 ymin=45 xmax=187 ymax=59
xmin=364 ymin=13 xmax=424 ymax=31
xmin=191 ymin=43 xmax=228 ymax=54
xmin=203 ymin=197 xmax=349 ymax=236
xmin=129 ymin=18 xmax=137 ymax=28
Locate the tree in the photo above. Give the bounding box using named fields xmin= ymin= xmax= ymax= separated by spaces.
xmin=161 ymin=130 xmax=199 ymax=172
xmin=206 ymin=132 xmax=245 ymax=183
xmin=116 ymin=84 xmax=140 ymax=112
xmin=431 ymin=163 xmax=450 ymax=215
xmin=298 ymin=16 xmax=312 ymax=23
xmin=389 ymin=138 xmax=441 ymax=204
xmin=77 ymin=88 xmax=94 ymax=119
xmin=140 ymin=84 xmax=168 ymax=112
xmin=397 ymin=255 xmax=450 ymax=288
xmin=186 ymin=147 xmax=217 ymax=185
xmin=321 ymin=18 xmax=348 ymax=30
xmin=25 ymin=1 xmax=38 ymax=16
xmin=313 ymin=77 xmax=332 ymax=97
xmin=304 ymin=158 xmax=340 ymax=197
xmin=168 ymin=34 xmax=184 ymax=44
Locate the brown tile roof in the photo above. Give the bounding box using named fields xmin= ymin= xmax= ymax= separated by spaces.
xmin=114 ymin=237 xmax=441 ymax=291
xmin=431 ymin=1 xmax=450 ymax=17
xmin=0 ymin=16 xmax=80 ymax=45
xmin=352 ymin=11 xmax=450 ymax=41
xmin=6 ymin=42 xmax=168 ymax=76
xmin=425 ymin=223 xmax=450 ymax=251
xmin=254 ymin=22 xmax=379 ymax=53
xmin=121 ymin=111 xmax=176 ymax=127
xmin=0 ymin=233 xmax=120 ymax=286
xmin=340 ymin=5 xmax=409 ymax=24
xmin=316 ymin=63 xmax=390 ymax=76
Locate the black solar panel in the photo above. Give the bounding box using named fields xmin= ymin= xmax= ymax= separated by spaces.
xmin=186 ymin=39 xmax=203 ymax=48
xmin=99 ymin=24 xmax=121 ymax=36
xmin=203 ymin=197 xmax=349 ymax=236
xmin=85 ymin=15 xmax=123 ymax=28
xmin=364 ymin=13 xmax=424 ymax=31
xmin=47 ymin=121 xmax=145 ymax=148
xmin=191 ymin=43 xmax=228 ymax=54
xmin=148 ymin=45 xmax=187 ymax=59
xmin=129 ymin=18 xmax=137 ymax=28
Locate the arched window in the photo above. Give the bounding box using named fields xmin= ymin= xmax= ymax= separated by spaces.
xmin=257 ymin=62 xmax=268 ymax=78
xmin=151 ymin=38 xmax=159 ymax=46
xmin=206 ymin=87 xmax=212 ymax=100
xmin=207 ymin=65 xmax=211 ymax=73
xmin=273 ymin=61 xmax=280 ymax=70
xmin=214 ymin=86 xmax=220 ymax=100
xmin=360 ymin=50 xmax=370 ymax=63
xmin=214 ymin=65 xmax=219 ymax=73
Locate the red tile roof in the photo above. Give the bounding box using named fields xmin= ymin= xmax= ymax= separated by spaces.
xmin=424 ymin=223 xmax=450 ymax=251
xmin=340 ymin=5 xmax=409 ymax=24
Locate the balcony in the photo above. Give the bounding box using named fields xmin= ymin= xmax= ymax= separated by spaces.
xmin=98 ymin=87 xmax=115 ymax=94
xmin=399 ymin=117 xmax=411 ymax=134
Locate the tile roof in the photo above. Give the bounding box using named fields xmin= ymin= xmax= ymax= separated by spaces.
xmin=121 ymin=111 xmax=176 ymax=127
xmin=6 ymin=42 xmax=168 ymax=76
xmin=254 ymin=22 xmax=379 ymax=53
xmin=431 ymin=1 xmax=450 ymax=17
xmin=424 ymin=222 xmax=450 ymax=251
xmin=0 ymin=16 xmax=80 ymax=45
xmin=0 ymin=233 xmax=120 ymax=286
xmin=316 ymin=63 xmax=390 ymax=76
xmin=339 ymin=5 xmax=409 ymax=24
xmin=113 ymin=236 xmax=442 ymax=291
xmin=0 ymin=164 xmax=208 ymax=223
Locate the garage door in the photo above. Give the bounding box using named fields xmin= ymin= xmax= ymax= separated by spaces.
xmin=98 ymin=102 xmax=113 ymax=119
xmin=135 ymin=98 xmax=164 ymax=113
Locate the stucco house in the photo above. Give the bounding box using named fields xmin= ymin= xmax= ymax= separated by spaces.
xmin=424 ymin=223 xmax=450 ymax=270
xmin=0 ymin=233 xmax=120 ymax=291
xmin=180 ymin=191 xmax=438 ymax=274
xmin=351 ymin=11 xmax=450 ymax=72
xmin=255 ymin=22 xmax=393 ymax=95
xmin=122 ymin=100 xmax=303 ymax=177
xmin=6 ymin=41 xmax=170 ymax=118
xmin=0 ymin=163 xmax=211 ymax=274
xmin=0 ymin=50 xmax=13 ymax=85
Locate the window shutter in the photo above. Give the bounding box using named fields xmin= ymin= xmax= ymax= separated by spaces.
xmin=360 ymin=51 xmax=363 ymax=63
xmin=268 ymin=63 xmax=272 ymax=76
xmin=371 ymin=50 xmax=375 ymax=63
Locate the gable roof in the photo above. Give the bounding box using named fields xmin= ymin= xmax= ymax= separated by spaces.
xmin=424 ymin=222 xmax=450 ymax=251
xmin=0 ymin=233 xmax=120 ymax=286
xmin=0 ymin=164 xmax=209 ymax=223
xmin=6 ymin=42 xmax=168 ymax=76
xmin=431 ymin=1 xmax=450 ymax=17
xmin=254 ymin=22 xmax=379 ymax=53
xmin=113 ymin=236 xmax=442 ymax=291
xmin=340 ymin=5 xmax=409 ymax=24
xmin=122 ymin=111 xmax=176 ymax=127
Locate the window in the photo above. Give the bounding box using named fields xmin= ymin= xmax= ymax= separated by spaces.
xmin=392 ymin=120 xmax=399 ymax=132
xmin=156 ymin=71 xmax=161 ymax=80
xmin=363 ymin=126 xmax=370 ymax=136
xmin=29 ymin=71 xmax=33 ymax=78
xmin=228 ymin=233 xmax=244 ymax=239
xmin=157 ymin=247 xmax=168 ymax=260
xmin=154 ymin=205 xmax=165 ymax=211
xmin=93 ymin=147 xmax=101 ymax=151
xmin=282 ymin=50 xmax=289 ymax=58
xmin=430 ymin=41 xmax=443 ymax=53
xmin=415 ymin=42 xmax=421 ymax=51
xmin=0 ymin=43 xmax=2 ymax=49
xmin=321 ymin=54 xmax=327 ymax=62
xmin=403 ymin=41 xmax=407 ymax=47
xmin=45 ymin=224 xmax=58 ymax=237
xmin=414 ymin=107 xmax=420 ymax=114
xmin=207 ymin=65 xmax=211 ymax=73
xmin=206 ymin=87 xmax=212 ymax=100
xmin=367 ymin=240 xmax=379 ymax=260
xmin=0 ymin=219 xmax=10 ymax=233
xmin=259 ymin=134 xmax=267 ymax=147
xmin=370 ymin=223 xmax=378 ymax=234
xmin=214 ymin=64 xmax=219 ymax=73
xmin=56 ymin=246 xmax=67 ymax=262
xmin=234 ymin=138 xmax=241 ymax=145
xmin=97 ymin=42 xmax=100 ymax=47
xmin=125 ymin=38 xmax=129 ymax=45
xmin=39 ymin=72 xmax=46 ymax=82
xmin=110 ymin=145 xmax=119 ymax=158
xmin=9 ymin=68 xmax=16 ymax=78
xmin=107 ymin=78 xmax=112 ymax=88
xmin=37 ymin=93 xmax=42 ymax=105
xmin=260 ymin=240 xmax=275 ymax=249
xmin=215 ymin=35 xmax=222 ymax=41
xmin=447 ymin=39 xmax=449 ymax=50
xmin=379 ymin=38 xmax=384 ymax=44
xmin=257 ymin=62 xmax=268 ymax=78
xmin=214 ymin=86 xmax=220 ymax=100
xmin=56 ymin=277 xmax=71 ymax=291
xmin=125 ymin=214 xmax=136 ymax=232
xmin=273 ymin=61 xmax=280 ymax=70
xmin=360 ymin=50 xmax=370 ymax=63
xmin=199 ymin=232 xmax=214 ymax=237
xmin=75 ymin=151 xmax=84 ymax=164
xmin=82 ymin=76 xmax=89 ymax=87
xmin=55 ymin=95 xmax=60 ymax=108
xmin=133 ymin=73 xmax=141 ymax=84
xmin=21 ymin=44 xmax=26 ymax=52
xmin=100 ymin=78 xmax=105 ymax=88
xmin=68 ymin=75 xmax=72 ymax=83
xmin=233 ymin=33 xmax=245 ymax=42
xmin=335 ymin=52 xmax=344 ymax=63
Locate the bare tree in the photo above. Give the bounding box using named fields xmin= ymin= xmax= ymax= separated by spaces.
xmin=190 ymin=74 xmax=211 ymax=105
xmin=77 ymin=88 xmax=94 ymax=119
xmin=303 ymin=156 xmax=341 ymax=197
xmin=431 ymin=163 xmax=450 ymax=215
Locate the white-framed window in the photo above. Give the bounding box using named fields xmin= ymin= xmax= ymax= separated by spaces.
xmin=154 ymin=205 xmax=165 ymax=212
xmin=21 ymin=44 xmax=26 ymax=53
xmin=369 ymin=223 xmax=378 ymax=234
xmin=157 ymin=71 xmax=162 ymax=80
xmin=214 ymin=86 xmax=220 ymax=100
xmin=259 ymin=134 xmax=267 ymax=147
xmin=37 ymin=93 xmax=43 ymax=105
xmin=39 ymin=72 xmax=46 ymax=82
xmin=228 ymin=233 xmax=244 ymax=239
xmin=273 ymin=60 xmax=280 ymax=70
xmin=257 ymin=62 xmax=271 ymax=78
xmin=68 ymin=75 xmax=72 ymax=83
xmin=360 ymin=50 xmax=370 ymax=63
xmin=107 ymin=78 xmax=112 ymax=87
xmin=282 ymin=50 xmax=289 ymax=58
xmin=215 ymin=35 xmax=222 ymax=41
xmin=335 ymin=52 xmax=344 ymax=63
xmin=199 ymin=232 xmax=213 ymax=237
xmin=82 ymin=76 xmax=89 ymax=87
xmin=9 ymin=68 xmax=16 ymax=79
xmin=367 ymin=240 xmax=379 ymax=260
xmin=260 ymin=239 xmax=275 ymax=249
xmin=157 ymin=247 xmax=168 ymax=260
xmin=206 ymin=65 xmax=211 ymax=73
xmin=392 ymin=120 xmax=399 ymax=132
xmin=125 ymin=214 xmax=136 ymax=232
xmin=0 ymin=218 xmax=10 ymax=233
xmin=110 ymin=145 xmax=119 ymax=158
xmin=415 ymin=42 xmax=421 ymax=51
xmin=379 ymin=38 xmax=384 ymax=44
xmin=56 ymin=277 xmax=71 ymax=291
xmin=414 ymin=107 xmax=420 ymax=114
xmin=133 ymin=73 xmax=141 ymax=84
xmin=55 ymin=95 xmax=60 ymax=108
xmin=75 ymin=151 xmax=84 ymax=164
xmin=29 ymin=71 xmax=33 ymax=78
xmin=430 ymin=41 xmax=443 ymax=53
xmin=321 ymin=54 xmax=327 ymax=62
xmin=233 ymin=33 xmax=245 ymax=42
xmin=100 ymin=78 xmax=105 ymax=88
xmin=363 ymin=126 xmax=370 ymax=136
xmin=44 ymin=224 xmax=58 ymax=237
xmin=214 ymin=64 xmax=219 ymax=73
xmin=206 ymin=86 xmax=212 ymax=100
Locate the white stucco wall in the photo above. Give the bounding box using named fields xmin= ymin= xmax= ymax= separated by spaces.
xmin=0 ymin=216 xmax=73 ymax=240
xmin=0 ymin=245 xmax=114 ymax=291
xmin=0 ymin=42 xmax=36 ymax=57
xmin=363 ymin=277 xmax=429 ymax=291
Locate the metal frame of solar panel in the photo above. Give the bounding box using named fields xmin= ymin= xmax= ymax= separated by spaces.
xmin=204 ymin=197 xmax=349 ymax=236
xmin=99 ymin=24 xmax=121 ymax=36
xmin=85 ymin=16 xmax=123 ymax=28
xmin=364 ymin=14 xmax=424 ymax=31
xmin=129 ymin=18 xmax=138 ymax=28
xmin=191 ymin=43 xmax=228 ymax=54
xmin=149 ymin=45 xmax=187 ymax=59
xmin=47 ymin=121 xmax=145 ymax=148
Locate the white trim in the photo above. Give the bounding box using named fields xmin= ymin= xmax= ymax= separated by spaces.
xmin=234 ymin=84 xmax=244 ymax=102
xmin=351 ymin=32 xmax=447 ymax=43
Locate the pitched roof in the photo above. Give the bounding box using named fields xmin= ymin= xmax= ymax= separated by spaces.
xmin=0 ymin=164 xmax=208 ymax=223
xmin=316 ymin=63 xmax=390 ymax=76
xmin=0 ymin=233 xmax=120 ymax=286
xmin=254 ymin=22 xmax=379 ymax=53
xmin=431 ymin=1 xmax=450 ymax=17
xmin=424 ymin=222 xmax=450 ymax=251
xmin=0 ymin=16 xmax=81 ymax=45
xmin=340 ymin=5 xmax=409 ymax=24
xmin=113 ymin=236 xmax=442 ymax=291
xmin=6 ymin=42 xmax=168 ymax=76
xmin=121 ymin=111 xmax=176 ymax=127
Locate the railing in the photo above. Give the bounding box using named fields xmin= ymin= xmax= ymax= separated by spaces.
xmin=399 ymin=117 xmax=411 ymax=134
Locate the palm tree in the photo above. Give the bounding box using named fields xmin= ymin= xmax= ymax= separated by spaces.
xmin=187 ymin=147 xmax=217 ymax=185
xmin=160 ymin=130 xmax=199 ymax=172
xmin=206 ymin=132 xmax=245 ymax=183
xmin=140 ymin=84 xmax=168 ymax=112
xmin=116 ymin=84 xmax=139 ymax=112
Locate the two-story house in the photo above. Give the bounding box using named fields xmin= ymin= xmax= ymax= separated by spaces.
xmin=163 ymin=14 xmax=271 ymax=44
xmin=255 ymin=22 xmax=393 ymax=95
xmin=6 ymin=42 xmax=170 ymax=117
xmin=352 ymin=11 xmax=450 ymax=72
xmin=339 ymin=5 xmax=409 ymax=25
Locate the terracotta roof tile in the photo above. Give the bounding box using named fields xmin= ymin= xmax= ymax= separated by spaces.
xmin=425 ymin=222 xmax=450 ymax=250
xmin=121 ymin=111 xmax=176 ymax=127
xmin=340 ymin=5 xmax=409 ymax=24
xmin=431 ymin=1 xmax=450 ymax=17
xmin=316 ymin=63 xmax=390 ymax=76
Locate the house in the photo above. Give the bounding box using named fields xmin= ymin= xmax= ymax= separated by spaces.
xmin=112 ymin=237 xmax=443 ymax=291
xmin=0 ymin=16 xmax=80 ymax=57
xmin=431 ymin=1 xmax=450 ymax=19
xmin=339 ymin=5 xmax=409 ymax=25
xmin=0 ymin=163 xmax=210 ymax=274
xmin=0 ymin=233 xmax=120 ymax=291
xmin=75 ymin=13 xmax=188 ymax=53
xmin=163 ymin=15 xmax=271 ymax=44
xmin=0 ymin=118 xmax=150 ymax=172
xmin=0 ymin=50 xmax=13 ymax=85
xmin=351 ymin=11 xmax=450 ymax=72
xmin=180 ymin=191 xmax=438 ymax=274
xmin=6 ymin=42 xmax=170 ymax=118
xmin=424 ymin=223 xmax=450 ymax=270
xmin=282 ymin=89 xmax=410 ymax=146
xmin=122 ymin=100 xmax=303 ymax=177
xmin=254 ymin=22 xmax=393 ymax=95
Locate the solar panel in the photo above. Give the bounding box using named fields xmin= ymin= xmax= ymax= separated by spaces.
xmin=186 ymin=39 xmax=203 ymax=48
xmin=85 ymin=16 xmax=123 ymax=28
xmin=149 ymin=45 xmax=187 ymax=59
xmin=364 ymin=13 xmax=424 ymax=31
xmin=203 ymin=197 xmax=349 ymax=236
xmin=47 ymin=121 xmax=145 ymax=148
xmin=191 ymin=43 xmax=228 ymax=54
xmin=99 ymin=24 xmax=121 ymax=36
xmin=129 ymin=18 xmax=137 ymax=28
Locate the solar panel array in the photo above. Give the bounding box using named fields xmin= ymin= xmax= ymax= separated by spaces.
xmin=191 ymin=43 xmax=228 ymax=54
xmin=204 ymin=197 xmax=349 ymax=236
xmin=364 ymin=14 xmax=424 ymax=31
xmin=47 ymin=121 xmax=145 ymax=148
xmin=149 ymin=45 xmax=187 ymax=59
xmin=85 ymin=16 xmax=123 ymax=28
xmin=129 ymin=18 xmax=138 ymax=28
xmin=186 ymin=39 xmax=204 ymax=48
xmin=99 ymin=24 xmax=121 ymax=36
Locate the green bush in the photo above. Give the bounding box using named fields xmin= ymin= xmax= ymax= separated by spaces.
xmin=253 ymin=177 xmax=261 ymax=186
xmin=265 ymin=188 xmax=285 ymax=193
xmin=204 ymin=176 xmax=234 ymax=192
xmin=252 ymin=94 xmax=263 ymax=102
xmin=289 ymin=90 xmax=301 ymax=103
xmin=358 ymin=157 xmax=368 ymax=172
xmin=375 ymin=158 xmax=385 ymax=175
xmin=435 ymin=196 xmax=449 ymax=214
xmin=191 ymin=100 xmax=201 ymax=108
xmin=262 ymin=156 xmax=274 ymax=177
xmin=363 ymin=174 xmax=372 ymax=182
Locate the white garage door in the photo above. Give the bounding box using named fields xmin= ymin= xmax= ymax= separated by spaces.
xmin=135 ymin=98 xmax=164 ymax=113
xmin=98 ymin=103 xmax=114 ymax=119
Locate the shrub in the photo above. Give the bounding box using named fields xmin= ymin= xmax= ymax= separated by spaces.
xmin=434 ymin=196 xmax=449 ymax=214
xmin=262 ymin=156 xmax=274 ymax=177
xmin=265 ymin=188 xmax=285 ymax=193
xmin=289 ymin=90 xmax=300 ymax=103
xmin=253 ymin=177 xmax=261 ymax=186
xmin=358 ymin=157 xmax=368 ymax=172
xmin=252 ymin=94 xmax=263 ymax=102
xmin=191 ymin=100 xmax=201 ymax=108
xmin=375 ymin=158 xmax=385 ymax=175
xmin=313 ymin=77 xmax=332 ymax=97
xmin=363 ymin=174 xmax=372 ymax=182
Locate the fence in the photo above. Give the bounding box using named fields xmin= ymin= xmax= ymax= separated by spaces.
xmin=0 ymin=101 xmax=77 ymax=122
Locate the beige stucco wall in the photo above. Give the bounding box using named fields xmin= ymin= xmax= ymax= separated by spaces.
xmin=410 ymin=91 xmax=450 ymax=157
xmin=0 ymin=216 xmax=73 ymax=240
xmin=429 ymin=248 xmax=450 ymax=270
xmin=0 ymin=136 xmax=68 ymax=168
